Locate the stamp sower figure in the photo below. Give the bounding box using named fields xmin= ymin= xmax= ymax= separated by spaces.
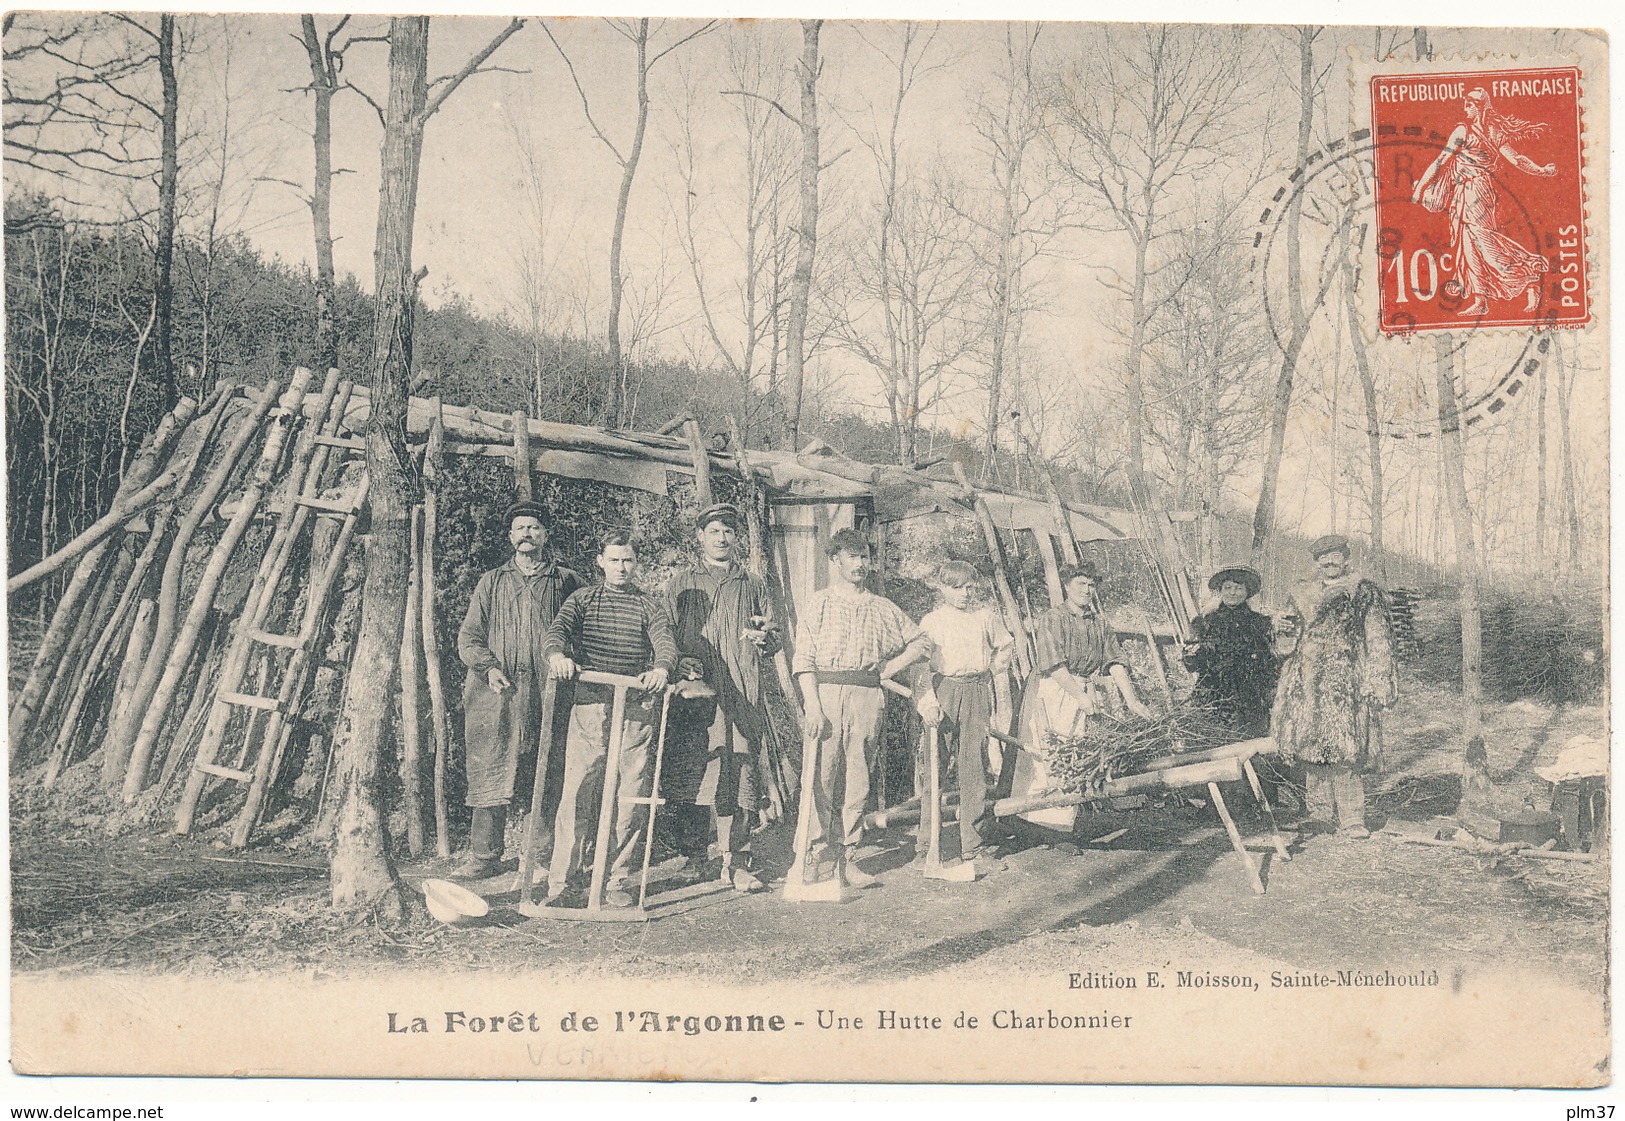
xmin=791 ymin=528 xmax=933 ymax=888
xmin=663 ymin=502 xmax=780 ymax=894
xmin=1271 ymin=535 xmax=1399 ymax=840
xmin=543 ymin=530 xmax=677 ymax=906
xmin=915 ymin=561 xmax=1014 ymax=859
xmin=1411 ymin=88 xmax=1558 ymax=316
xmin=455 ymin=501 xmax=583 ymax=879
xmin=1008 ymin=561 xmax=1154 ymax=832
xmin=1181 ymin=564 xmax=1278 ymax=740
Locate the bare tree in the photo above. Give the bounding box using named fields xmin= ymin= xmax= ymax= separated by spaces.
xmin=833 ymin=24 xmax=979 ymax=466
xmin=292 ymin=15 xmax=387 ymax=374
xmin=1139 ymin=199 xmax=1271 ymax=571
xmin=1434 ymin=335 xmax=1484 ymax=750
xmin=963 ymin=23 xmax=1071 ymax=472
xmin=671 ymin=31 xmax=796 ymax=437
xmin=542 ymin=18 xmax=716 ymax=427
xmin=330 ymin=14 xmax=524 ymax=914
xmin=1046 ymin=24 xmax=1257 ymax=509
xmin=783 ymin=19 xmax=823 ymax=449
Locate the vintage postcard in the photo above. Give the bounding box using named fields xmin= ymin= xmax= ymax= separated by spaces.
xmin=3 ymin=10 xmax=1610 ymax=1091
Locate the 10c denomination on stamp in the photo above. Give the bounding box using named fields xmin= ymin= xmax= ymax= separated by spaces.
xmin=1369 ymin=66 xmax=1589 ymax=334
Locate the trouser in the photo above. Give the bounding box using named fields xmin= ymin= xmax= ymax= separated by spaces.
xmin=664 ymin=698 xmax=756 ymax=862
xmin=806 ymin=682 xmax=885 ymax=860
xmin=548 ymin=694 xmax=657 ymax=890
xmin=1303 ymin=763 xmax=1366 ymax=830
xmin=936 ymin=674 xmax=993 ymax=854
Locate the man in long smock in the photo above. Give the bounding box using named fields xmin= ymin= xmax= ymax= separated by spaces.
xmin=544 ymin=531 xmax=677 ymax=906
xmin=791 ymin=528 xmax=933 ymax=889
xmin=664 ymin=503 xmax=780 ymax=893
xmin=455 ymin=501 xmax=583 ymax=879
xmin=1272 ymin=535 xmax=1399 ymax=839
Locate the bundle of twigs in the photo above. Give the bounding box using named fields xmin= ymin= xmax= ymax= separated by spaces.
xmin=1038 ymin=701 xmax=1241 ymax=795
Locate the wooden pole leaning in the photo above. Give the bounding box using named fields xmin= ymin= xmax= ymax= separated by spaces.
xmin=124 ymin=373 xmax=308 ymax=801
xmin=782 ymin=720 xmax=844 ymax=904
xmin=10 ymin=396 xmax=197 ymax=758
xmin=421 ymin=399 xmax=452 ymax=859
xmin=399 ymin=495 xmax=426 ymax=855
xmin=921 ymin=722 xmax=975 ymax=883
xmin=220 ymin=476 xmax=369 ymax=847
xmin=683 ymin=417 xmax=713 ymax=507
xmin=514 ymin=675 xmax=562 ymax=910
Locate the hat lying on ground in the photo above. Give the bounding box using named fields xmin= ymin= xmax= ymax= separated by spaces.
xmin=422 ymin=878 xmax=490 ymax=924
xmin=1208 ymin=565 xmax=1262 ymax=598
xmin=1309 ymin=533 xmax=1350 ymax=558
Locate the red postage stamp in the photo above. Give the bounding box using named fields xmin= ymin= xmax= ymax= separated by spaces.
xmin=1369 ymin=66 xmax=1589 ymax=334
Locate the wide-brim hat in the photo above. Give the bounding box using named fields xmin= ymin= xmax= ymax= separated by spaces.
xmin=1208 ymin=565 xmax=1262 ymax=598
xmin=422 ymin=878 xmax=490 ymax=924
xmin=502 ymin=500 xmax=549 ymax=530
xmin=696 ymin=501 xmax=742 ymax=530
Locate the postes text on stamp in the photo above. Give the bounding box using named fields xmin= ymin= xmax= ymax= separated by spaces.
xmin=1369 ymin=66 xmax=1588 ymax=334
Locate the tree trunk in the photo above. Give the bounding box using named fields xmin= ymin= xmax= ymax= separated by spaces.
xmin=330 ymin=14 xmax=433 ymax=916
xmin=1553 ymin=332 xmax=1582 ymax=571
xmin=154 ymin=15 xmax=179 ymax=409
xmin=782 ymin=19 xmax=822 ymax=450
xmin=1534 ymin=337 xmax=1548 ymax=561
xmin=602 ymin=20 xmax=652 ymax=429
xmin=1124 ymin=216 xmax=1153 ymax=508
xmin=1343 ymin=247 xmax=1386 ymax=580
xmin=1434 ymin=334 xmax=1483 ymax=747
xmin=1252 ymin=26 xmax=1316 ymax=554
xmin=301 ymin=15 xmax=341 ymax=375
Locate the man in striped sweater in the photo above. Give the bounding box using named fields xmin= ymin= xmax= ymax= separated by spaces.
xmin=543 ymin=530 xmax=677 ymax=906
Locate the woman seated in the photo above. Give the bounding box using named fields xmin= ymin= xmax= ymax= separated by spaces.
xmin=1005 ymin=561 xmax=1154 ymax=833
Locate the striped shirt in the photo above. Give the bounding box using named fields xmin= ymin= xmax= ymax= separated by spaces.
xmin=1031 ymin=606 xmax=1124 ymax=678
xmin=458 ymin=558 xmax=584 ymax=682
xmin=543 ymin=583 xmax=678 ymax=680
xmin=791 ymin=586 xmax=922 ymax=675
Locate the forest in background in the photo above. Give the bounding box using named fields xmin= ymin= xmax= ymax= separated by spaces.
xmin=4 ymin=14 xmax=1607 ymax=917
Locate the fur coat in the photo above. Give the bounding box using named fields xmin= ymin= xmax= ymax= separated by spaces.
xmin=1271 ymin=572 xmax=1399 ymax=767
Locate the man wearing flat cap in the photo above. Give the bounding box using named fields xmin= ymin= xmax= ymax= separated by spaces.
xmin=1271 ymin=534 xmax=1399 ymax=839
xmin=661 ymin=502 xmax=781 ymax=893
xmin=454 ymin=500 xmax=583 ymax=879
xmin=1182 ymin=565 xmax=1278 ymax=738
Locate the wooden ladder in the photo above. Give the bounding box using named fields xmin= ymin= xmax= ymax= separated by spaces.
xmin=174 ymin=371 xmax=367 ymax=843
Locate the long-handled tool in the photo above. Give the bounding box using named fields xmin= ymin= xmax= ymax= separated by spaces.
xmin=521 ymin=670 xmax=670 ymax=923
xmin=782 ymin=723 xmax=844 ymax=904
xmin=921 ymin=722 xmax=975 ymax=883
xmin=635 ymin=688 xmax=675 ymax=909
xmin=514 ymin=676 xmax=560 ymax=910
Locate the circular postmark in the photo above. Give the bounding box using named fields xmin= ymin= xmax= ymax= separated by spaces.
xmin=1251 ymin=127 xmax=1565 ymax=440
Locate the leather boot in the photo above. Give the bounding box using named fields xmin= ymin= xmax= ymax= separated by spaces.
xmin=839 ymin=845 xmax=877 ymax=888
xmin=454 ymin=805 xmax=506 ymax=879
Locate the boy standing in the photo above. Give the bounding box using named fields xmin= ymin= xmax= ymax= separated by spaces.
xmin=915 ymin=561 xmax=1014 ymax=858
xmin=543 ymin=531 xmax=677 ymax=906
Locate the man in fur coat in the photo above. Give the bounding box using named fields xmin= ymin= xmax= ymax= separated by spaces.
xmin=1271 ymin=535 xmax=1399 ymax=838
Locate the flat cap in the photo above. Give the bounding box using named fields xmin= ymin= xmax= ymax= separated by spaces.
xmin=1309 ymin=534 xmax=1350 ymax=558
xmin=502 ymin=500 xmax=550 ymax=528
xmin=696 ymin=502 xmax=743 ymax=529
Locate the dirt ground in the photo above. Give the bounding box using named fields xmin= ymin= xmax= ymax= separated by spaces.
xmin=9 ymin=683 xmax=1608 ymax=988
